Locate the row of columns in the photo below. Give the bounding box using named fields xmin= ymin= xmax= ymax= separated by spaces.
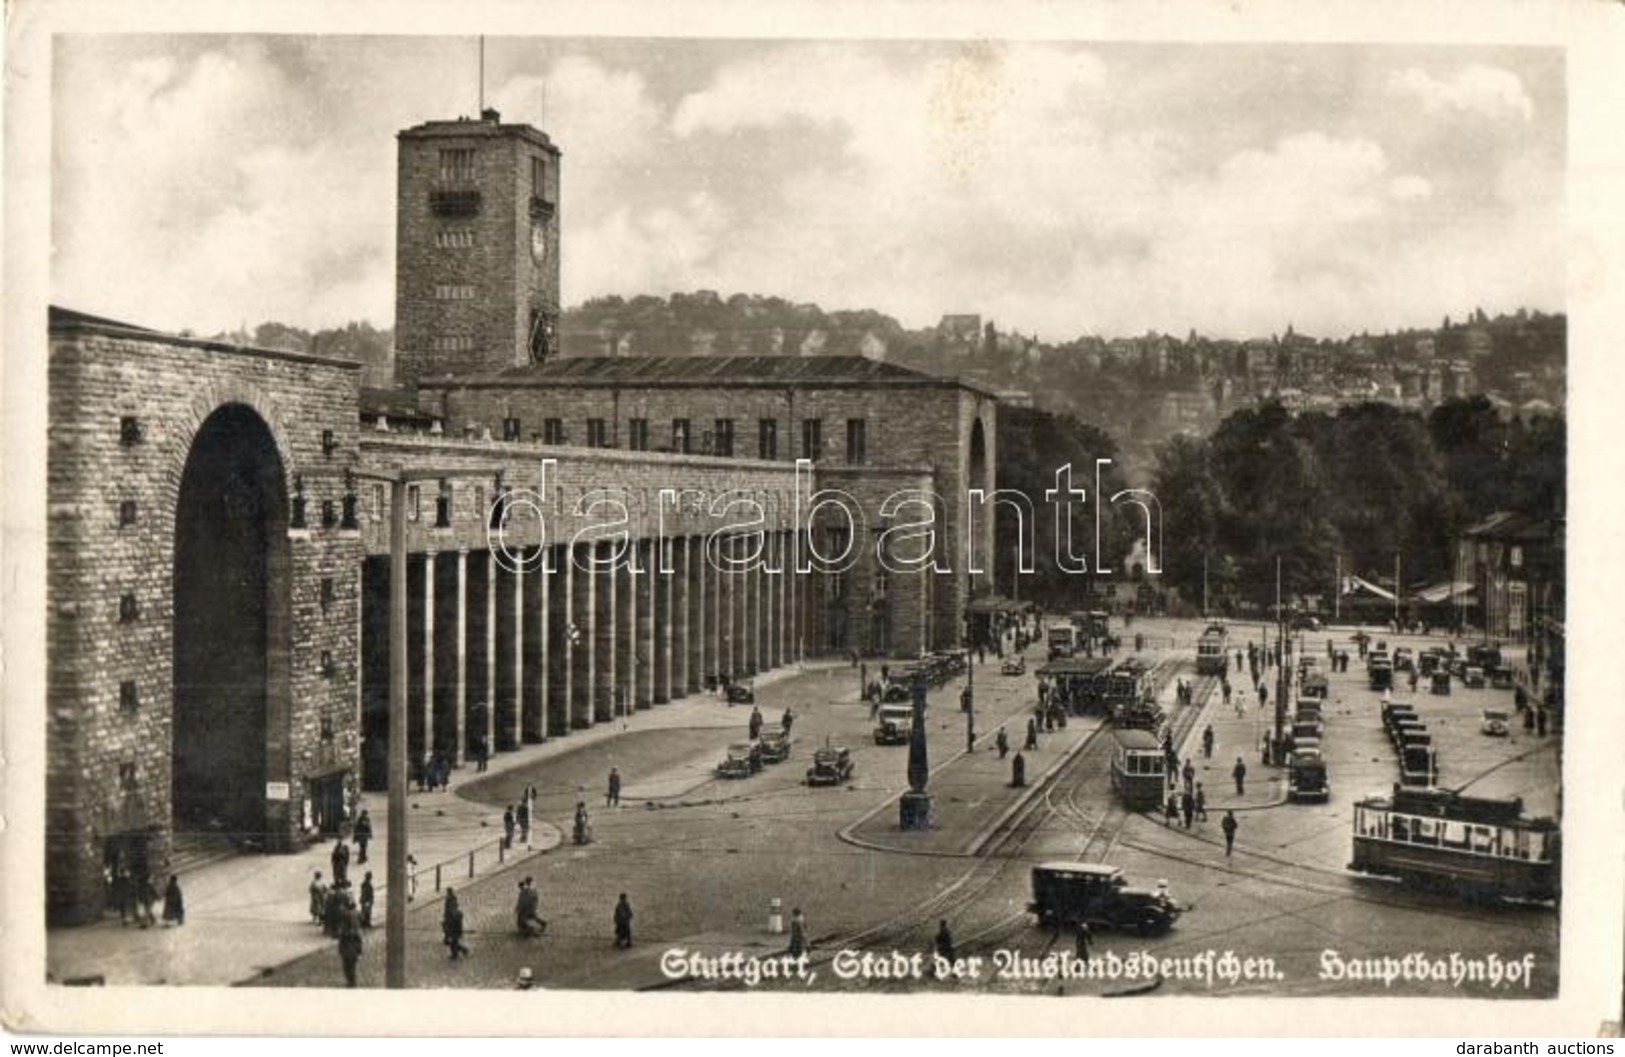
xmin=382 ymin=531 xmax=809 ymax=775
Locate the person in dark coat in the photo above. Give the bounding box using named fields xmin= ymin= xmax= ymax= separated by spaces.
xmin=995 ymin=727 xmax=1009 ymax=760
xmin=1164 ymin=793 xmax=1179 ymax=827
xmin=1010 ymin=752 xmax=1026 ymax=788
xmin=1195 ymin=783 xmax=1208 ymax=821
xmin=748 ymin=706 xmax=763 ymax=740
xmin=1202 ymin=725 xmax=1215 ymax=760
xmin=607 ymin=767 xmax=622 ymax=807
xmin=613 ymin=893 xmax=634 ymax=948
xmin=1232 ymin=756 xmax=1247 ymax=796
xmin=935 ymin=919 xmax=955 ymax=963
xmin=309 ymin=871 xmax=327 ymax=925
xmin=338 ymin=909 xmax=364 ymax=988
xmin=324 ymin=883 xmax=346 ymax=938
xmin=353 ymin=810 xmax=373 ymax=865
xmin=516 ymin=878 xmax=546 ymax=937
xmin=331 ymin=838 xmax=350 ymax=887
xmin=1074 ymin=919 xmax=1093 ymax=963
xmin=787 ymin=907 xmax=807 ymax=958
xmin=503 ymin=806 xmax=516 ymax=849
xmin=781 ymin=709 xmax=795 ymax=735
xmin=161 ymin=874 xmax=184 ymax=926
xmin=442 ymin=888 xmax=469 ymax=959
xmin=1221 ymin=810 xmax=1239 ymax=856
xmin=1181 ymin=791 xmax=1195 ymax=829
xmin=1024 ymin=717 xmax=1039 ymax=750
xmin=359 ymin=872 xmax=375 ymax=928
xmin=516 ymin=799 xmax=531 ymax=845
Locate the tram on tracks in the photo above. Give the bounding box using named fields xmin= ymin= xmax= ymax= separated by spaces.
xmin=1351 ymin=784 xmax=1559 ymax=902
xmin=1109 ymin=728 xmax=1168 ymax=810
xmin=1196 ymin=622 xmax=1229 ymax=675
xmin=1103 ymin=658 xmax=1162 ymax=729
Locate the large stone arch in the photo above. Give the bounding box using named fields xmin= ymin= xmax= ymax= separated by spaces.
xmin=169 ymin=399 xmax=295 ymax=849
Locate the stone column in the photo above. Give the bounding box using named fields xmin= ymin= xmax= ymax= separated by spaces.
xmin=655 ymin=537 xmax=673 ymax=703
xmin=422 ymin=551 xmax=436 ymax=761
xmin=617 ymin=544 xmax=636 ymax=715
xmin=484 ymin=551 xmax=497 ymax=752
xmin=454 ymin=549 xmax=467 ymax=766
xmin=532 ymin=546 xmax=549 ymax=741
xmin=679 ymin=536 xmax=696 ymax=695
xmin=509 ymin=549 xmax=525 ymax=748
xmin=548 ymin=545 xmax=572 ymax=734
xmin=636 ymin=539 xmax=656 ymax=708
xmin=595 ymin=541 xmax=616 ymax=724
xmin=577 ymin=544 xmax=596 ymax=728
xmin=688 ymin=535 xmax=704 ymax=693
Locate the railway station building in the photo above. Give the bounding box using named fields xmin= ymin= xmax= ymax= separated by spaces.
xmin=45 ymin=110 xmax=999 ymax=924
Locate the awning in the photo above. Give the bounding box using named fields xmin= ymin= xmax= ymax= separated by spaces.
xmin=966 ymin=594 xmax=1029 ymax=615
xmin=1340 ymin=575 xmax=1395 ymax=602
xmin=1411 ymin=581 xmax=1476 ymax=605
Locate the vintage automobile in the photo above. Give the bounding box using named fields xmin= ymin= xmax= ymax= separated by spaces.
xmin=1295 ymin=697 xmax=1324 ymax=724
xmin=724 ymin=679 xmax=755 ymax=705
xmin=1368 ymin=660 xmax=1394 ymax=691
xmin=1290 ymin=613 xmax=1323 ymax=631
xmin=1469 ymin=644 xmax=1504 ymax=670
xmin=1001 ymin=655 xmax=1026 ymax=676
xmin=1290 ymin=718 xmax=1325 ymax=745
xmin=874 ymin=703 xmax=915 ymax=745
xmin=1418 ymin=650 xmax=1445 ymax=676
xmin=1463 ymin=665 xmax=1487 ymax=689
xmin=1367 ymin=649 xmax=1391 ymax=670
xmin=1480 ymin=708 xmax=1511 ymax=737
xmin=1430 ymin=670 xmax=1452 ymax=695
xmin=1490 ymin=666 xmax=1516 ymax=689
xmin=1300 ymin=671 xmax=1330 ymax=700
xmin=1028 ymin=862 xmax=1181 ymax=935
xmin=806 ymin=746 xmax=854 ymax=787
xmin=1393 ymin=647 xmax=1415 ymax=672
xmin=1288 ymin=749 xmax=1331 ymax=803
xmin=758 ymin=729 xmax=793 ymax=763
xmin=716 ymin=742 xmax=764 ymax=779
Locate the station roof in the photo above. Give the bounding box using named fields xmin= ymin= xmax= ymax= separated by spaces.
xmin=423 ymin=354 xmax=997 ymax=395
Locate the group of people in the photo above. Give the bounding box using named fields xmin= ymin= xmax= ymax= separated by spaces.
xmin=311 ymin=868 xmax=376 ymax=935
xmin=418 ymin=751 xmax=454 ymax=793
xmin=108 ymin=867 xmax=184 ymax=929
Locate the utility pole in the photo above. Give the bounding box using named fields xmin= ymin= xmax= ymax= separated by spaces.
xmin=1273 ymin=555 xmax=1287 ymax=765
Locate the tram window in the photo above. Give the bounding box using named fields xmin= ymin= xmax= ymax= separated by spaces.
xmin=1472 ymin=826 xmax=1497 ymax=855
xmin=1535 ymin=832 xmax=1553 ymax=863
xmin=1391 ymin=816 xmax=1408 ymax=842
xmin=1441 ymin=821 xmax=1469 ymax=851
xmin=1412 ymin=819 xmax=1439 ymax=847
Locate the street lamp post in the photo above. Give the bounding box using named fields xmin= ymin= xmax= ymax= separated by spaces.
xmin=964 ymin=642 xmax=976 ymax=755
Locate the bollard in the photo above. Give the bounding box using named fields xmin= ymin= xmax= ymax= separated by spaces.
xmin=499 ymin=840 xmax=506 ymax=864
xmin=767 ymin=897 xmax=784 ymax=935
xmin=468 ymin=851 xmax=475 ymax=878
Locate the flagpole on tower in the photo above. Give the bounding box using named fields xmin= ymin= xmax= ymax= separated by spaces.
xmin=478 ymin=36 xmax=485 ymax=114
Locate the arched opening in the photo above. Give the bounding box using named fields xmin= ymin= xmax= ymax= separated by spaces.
xmin=172 ymin=404 xmax=291 ymax=847
xmin=967 ymin=416 xmax=992 ymax=589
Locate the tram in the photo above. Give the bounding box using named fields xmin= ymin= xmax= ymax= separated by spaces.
xmin=1351 ymin=784 xmax=1559 ymax=902
xmin=1109 ymin=728 xmax=1168 ymax=810
xmin=1196 ymin=623 xmax=1229 ymax=675
xmin=1103 ymin=658 xmax=1161 ymax=729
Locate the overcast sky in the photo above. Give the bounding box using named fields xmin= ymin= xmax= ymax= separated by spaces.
xmin=51 ymin=36 xmax=1564 ymax=342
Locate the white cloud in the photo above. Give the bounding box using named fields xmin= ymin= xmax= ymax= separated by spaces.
xmin=499 ymin=57 xmax=661 ymax=170
xmin=1387 ymin=64 xmax=1535 ymax=122
xmin=1389 ymin=175 xmax=1434 ymax=201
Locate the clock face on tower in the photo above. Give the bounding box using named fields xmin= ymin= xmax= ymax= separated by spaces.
xmin=530 ymin=222 xmax=548 ymax=264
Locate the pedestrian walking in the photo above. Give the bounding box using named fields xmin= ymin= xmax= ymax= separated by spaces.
xmin=607 ymin=766 xmax=622 ymax=807
xmin=475 ymin=733 xmax=490 ymax=773
xmin=1232 ymin=756 xmax=1247 ymax=796
xmin=788 ymin=907 xmax=807 ymax=958
xmin=748 ymin=706 xmax=763 ymax=740
xmin=338 ymin=910 xmax=363 ymax=988
xmin=134 ymin=872 xmax=158 ymax=928
xmin=517 ymin=877 xmax=546 ymax=937
xmin=781 ymin=708 xmax=795 ymax=735
xmin=503 ymin=805 xmax=516 ymax=849
xmin=1024 ymin=717 xmax=1039 ymax=750
xmin=360 ymin=872 xmax=375 ymax=928
xmin=1195 ymin=783 xmax=1208 ymax=821
xmin=331 ymin=837 xmax=350 ymax=887
xmin=310 ymin=871 xmax=327 ymax=925
xmin=442 ymin=888 xmax=470 ymax=959
xmin=1221 ymin=810 xmax=1239 ymax=857
xmin=1202 ymin=724 xmax=1215 ymax=759
xmin=353 ymin=809 xmax=373 ymax=864
xmin=517 ymin=798 xmax=531 ymax=845
xmin=1258 ymin=683 xmax=1268 ymax=711
xmin=1182 ymin=758 xmax=1196 ymax=794
xmin=324 ymin=882 xmax=346 ymax=938
xmin=1010 ymin=751 xmax=1026 ymax=788
xmin=574 ymin=801 xmax=591 ymax=845
xmin=995 ymin=727 xmax=1009 ymax=759
xmin=935 ymin=919 xmax=955 ymax=963
xmin=161 ymin=875 xmax=184 ymax=927
xmin=1536 ymin=707 xmax=1547 ymax=737
xmin=613 ymin=893 xmax=635 ymax=948
xmin=112 ymin=867 xmax=134 ymax=926
xmin=1074 ymin=919 xmax=1093 ymax=963
xmin=1181 ymin=790 xmax=1194 ymax=829
xmin=1164 ymin=793 xmax=1179 ymax=827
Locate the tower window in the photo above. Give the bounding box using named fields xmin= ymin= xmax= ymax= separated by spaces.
xmin=758 ymin=418 xmax=778 ymax=460
xmin=672 ymin=418 xmax=692 ymax=454
xmin=118 ymin=499 xmax=138 ymax=527
xmin=846 ymin=418 xmax=867 ymax=465
xmin=439 ymin=148 xmax=476 ymax=184
xmin=119 ymin=416 xmax=143 ymax=446
xmin=434 ymin=230 xmax=476 ymax=249
xmin=119 ymin=593 xmax=140 ymax=623
xmin=434 ymin=285 xmax=476 ymax=301
xmin=585 ymin=418 xmax=609 ymax=449
xmin=802 ymin=419 xmax=823 ymax=462
xmin=406 ymin=484 xmax=421 ymax=522
xmin=714 ymin=418 xmax=735 ymax=457
xmin=627 ymin=418 xmax=649 ymax=452
xmin=119 ymin=681 xmax=139 ymax=714
xmin=531 ymin=156 xmax=548 ymax=197
xmin=503 ymin=417 xmax=523 ymax=442
xmin=543 ymin=418 xmax=565 ymax=445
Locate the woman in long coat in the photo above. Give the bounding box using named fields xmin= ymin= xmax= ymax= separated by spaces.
xmin=161 ymin=875 xmax=184 ymax=926
xmin=442 ymin=888 xmax=469 ymax=959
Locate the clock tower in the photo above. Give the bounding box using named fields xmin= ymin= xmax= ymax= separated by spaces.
xmin=394 ymin=110 xmax=561 ymax=387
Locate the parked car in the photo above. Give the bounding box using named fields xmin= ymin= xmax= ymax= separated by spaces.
xmin=1028 ymin=862 xmax=1181 ymax=935
xmin=758 ymin=729 xmax=793 ymax=763
xmin=1001 ymin=655 xmax=1026 ymax=676
xmin=1393 ymin=647 xmax=1414 ymax=672
xmin=1480 ymin=709 xmax=1510 ymax=737
xmin=716 ymin=742 xmax=763 ymax=779
xmin=1430 ymin=670 xmax=1452 ymax=695
xmin=725 ymin=680 xmax=755 ymax=705
xmin=1369 ymin=660 xmax=1394 ymax=691
xmin=1463 ymin=666 xmax=1487 ymax=689
xmin=1290 ymin=613 xmax=1323 ymax=631
xmin=1490 ymin=666 xmax=1516 ymax=689
xmin=806 ymin=746 xmax=854 ymax=786
xmin=1288 ymin=750 xmax=1331 ymax=803
xmin=874 ymin=703 xmax=914 ymax=746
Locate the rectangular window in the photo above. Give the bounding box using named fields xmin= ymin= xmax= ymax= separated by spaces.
xmin=672 ymin=418 xmax=692 ymax=454
xmin=407 ymin=484 xmax=421 ymax=522
xmin=586 ymin=418 xmax=609 ymax=449
xmin=714 ymin=418 xmax=735 ymax=457
xmin=531 ymin=156 xmax=547 ymax=195
xmin=758 ymin=418 xmax=778 ymax=460
xmin=119 ymin=593 xmax=140 ymax=623
xmin=846 ymin=418 xmax=867 ymax=465
xmin=118 ymin=499 xmax=138 ymax=527
xmin=628 ymin=418 xmax=649 ymax=452
xmin=802 ymin=418 xmax=823 ymax=462
xmin=543 ymin=418 xmax=566 ymax=445
xmin=434 ymin=230 xmax=475 ymax=249
xmin=439 ymin=148 xmax=475 ymax=184
xmin=503 ymin=417 xmax=523 ymax=442
xmin=434 ymin=284 xmax=476 ymax=301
